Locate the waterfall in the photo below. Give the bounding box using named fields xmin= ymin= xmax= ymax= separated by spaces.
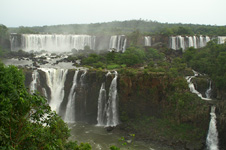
xmin=109 ymin=35 xmax=127 ymax=52
xmin=185 ymin=70 xmax=211 ymax=100
xmin=64 ymin=70 xmax=79 ymax=123
xmin=30 ymin=70 xmax=39 ymax=93
xmin=206 ymin=106 xmax=219 ymax=150
xmin=217 ymin=36 xmax=226 ymax=44
xmin=186 ymin=71 xmax=219 ymax=149
xmin=96 ymin=71 xmax=119 ymax=127
xmin=169 ymin=36 xmax=210 ymax=50
xmin=40 ymin=68 xmax=68 ymax=113
xmin=144 ymin=36 xmax=151 ymax=46
xmin=205 ymin=81 xmax=212 ymax=99
xmin=80 ymin=70 xmax=87 ymax=86
xmin=21 ymin=34 xmax=96 ymax=52
xmin=106 ymin=71 xmax=119 ymax=127
xmin=97 ymin=83 xmax=107 ymax=126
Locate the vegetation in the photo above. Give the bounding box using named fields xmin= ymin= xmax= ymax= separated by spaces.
xmin=183 ymin=40 xmax=226 ymax=90
xmin=8 ymin=20 xmax=226 ymax=36
xmin=0 ymin=63 xmax=91 ymax=149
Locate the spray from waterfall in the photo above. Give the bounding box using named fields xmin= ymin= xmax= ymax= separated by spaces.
xmin=64 ymin=70 xmax=79 ymax=123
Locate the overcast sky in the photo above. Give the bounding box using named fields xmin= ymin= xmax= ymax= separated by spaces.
xmin=1 ymin=0 xmax=226 ymax=27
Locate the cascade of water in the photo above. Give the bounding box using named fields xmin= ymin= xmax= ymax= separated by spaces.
xmin=97 ymin=83 xmax=107 ymax=126
xmin=170 ymin=36 xmax=177 ymax=50
xmin=106 ymin=71 xmax=119 ymax=127
xmin=144 ymin=36 xmax=151 ymax=46
xmin=109 ymin=35 xmax=127 ymax=52
xmin=80 ymin=70 xmax=87 ymax=86
xmin=21 ymin=34 xmax=96 ymax=52
xmin=206 ymin=106 xmax=219 ymax=150
xmin=205 ymin=81 xmax=212 ymax=99
xmin=30 ymin=70 xmax=39 ymax=93
xmin=193 ymin=36 xmax=197 ymax=48
xmin=188 ymin=36 xmax=194 ymax=47
xmin=122 ymin=38 xmax=127 ymax=53
xmin=64 ymin=70 xmax=79 ymax=123
xmin=199 ymin=36 xmax=205 ymax=48
xmin=185 ymin=70 xmax=211 ymax=101
xmin=40 ymin=68 xmax=68 ymax=113
xmin=217 ymin=36 xmax=226 ymax=44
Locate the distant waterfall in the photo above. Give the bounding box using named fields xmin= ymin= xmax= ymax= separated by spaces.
xmin=217 ymin=36 xmax=226 ymax=44
xmin=169 ymin=35 xmax=210 ymax=51
xmin=80 ymin=70 xmax=87 ymax=86
xmin=97 ymin=83 xmax=107 ymax=126
xmin=21 ymin=34 xmax=96 ymax=52
xmin=40 ymin=68 xmax=68 ymax=113
xmin=30 ymin=70 xmax=39 ymax=93
xmin=206 ymin=106 xmax=219 ymax=150
xmin=109 ymin=35 xmax=127 ymax=52
xmin=64 ymin=70 xmax=79 ymax=123
xmin=185 ymin=70 xmax=211 ymax=100
xmin=96 ymin=71 xmax=119 ymax=127
xmin=144 ymin=36 xmax=151 ymax=46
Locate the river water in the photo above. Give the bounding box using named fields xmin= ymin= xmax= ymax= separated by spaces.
xmin=68 ymin=122 xmax=173 ymax=150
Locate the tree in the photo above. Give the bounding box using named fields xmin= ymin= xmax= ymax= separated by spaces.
xmin=0 ymin=63 xmax=90 ymax=149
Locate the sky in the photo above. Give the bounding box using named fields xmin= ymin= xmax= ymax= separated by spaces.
xmin=1 ymin=0 xmax=226 ymax=27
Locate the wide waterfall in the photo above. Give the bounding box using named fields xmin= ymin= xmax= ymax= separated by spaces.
xmin=169 ymin=35 xmax=210 ymax=51
xmin=109 ymin=35 xmax=127 ymax=52
xmin=144 ymin=36 xmax=151 ymax=46
xmin=40 ymin=68 xmax=68 ymax=113
xmin=206 ymin=106 xmax=219 ymax=150
xmin=20 ymin=34 xmax=96 ymax=52
xmin=64 ymin=70 xmax=79 ymax=123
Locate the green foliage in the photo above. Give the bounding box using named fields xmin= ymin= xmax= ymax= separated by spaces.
xmin=183 ymin=41 xmax=226 ymax=89
xmin=110 ymin=145 xmax=120 ymax=150
xmin=0 ymin=63 xmax=90 ymax=149
xmin=8 ymin=20 xmax=226 ymax=36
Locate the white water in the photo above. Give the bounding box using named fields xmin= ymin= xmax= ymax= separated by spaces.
xmin=217 ymin=36 xmax=226 ymax=44
xmin=21 ymin=34 xmax=96 ymax=52
xmin=40 ymin=68 xmax=68 ymax=113
xmin=144 ymin=36 xmax=151 ymax=46
xmin=30 ymin=70 xmax=39 ymax=93
xmin=64 ymin=70 xmax=79 ymax=123
xmin=185 ymin=70 xmax=211 ymax=101
xmin=206 ymin=106 xmax=219 ymax=150
xmin=186 ymin=71 xmax=219 ymax=149
xmin=109 ymin=35 xmax=127 ymax=52
xmin=106 ymin=71 xmax=119 ymax=126
xmin=170 ymin=35 xmax=210 ymax=50
xmin=97 ymin=83 xmax=107 ymax=126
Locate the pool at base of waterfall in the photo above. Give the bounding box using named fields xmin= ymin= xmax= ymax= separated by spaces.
xmin=68 ymin=122 xmax=174 ymax=150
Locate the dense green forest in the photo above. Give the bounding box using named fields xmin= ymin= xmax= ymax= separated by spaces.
xmin=9 ymin=20 xmax=226 ymax=36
